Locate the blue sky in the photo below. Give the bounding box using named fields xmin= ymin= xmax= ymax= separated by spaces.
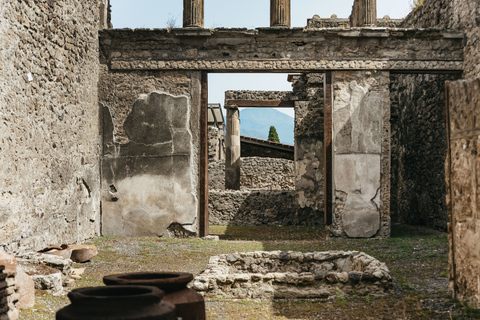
xmin=110 ymin=0 xmax=413 ymax=117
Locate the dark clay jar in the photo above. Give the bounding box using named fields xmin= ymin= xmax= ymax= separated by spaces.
xmin=56 ymin=285 xmax=176 ymax=320
xmin=103 ymin=272 xmax=206 ymax=320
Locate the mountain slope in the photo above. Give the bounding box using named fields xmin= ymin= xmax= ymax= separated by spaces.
xmin=239 ymin=108 xmax=294 ymax=145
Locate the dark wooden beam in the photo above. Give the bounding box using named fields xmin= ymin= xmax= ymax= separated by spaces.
xmin=324 ymin=71 xmax=333 ymax=226
xmin=225 ymin=100 xmax=295 ymax=108
xmin=199 ymin=71 xmax=209 ymax=237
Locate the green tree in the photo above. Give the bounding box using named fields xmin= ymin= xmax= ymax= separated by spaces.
xmin=268 ymin=126 xmax=280 ymax=143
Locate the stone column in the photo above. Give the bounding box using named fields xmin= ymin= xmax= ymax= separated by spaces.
xmin=183 ymin=0 xmax=204 ymax=28
xmin=270 ymin=0 xmax=291 ymax=28
xmin=330 ymin=71 xmax=390 ymax=238
xmin=351 ymin=0 xmax=377 ymax=27
xmin=362 ymin=0 xmax=377 ymax=26
xmin=225 ymin=106 xmax=241 ymax=190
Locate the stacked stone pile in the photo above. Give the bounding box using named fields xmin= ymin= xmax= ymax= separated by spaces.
xmin=193 ymin=251 xmax=392 ymax=299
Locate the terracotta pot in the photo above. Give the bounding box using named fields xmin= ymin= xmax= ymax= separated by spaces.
xmin=56 ymin=285 xmax=176 ymax=320
xmin=104 ymin=272 xmax=205 ymax=320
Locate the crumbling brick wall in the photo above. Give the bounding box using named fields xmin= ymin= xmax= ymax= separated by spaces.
xmin=0 ymin=0 xmax=102 ymax=251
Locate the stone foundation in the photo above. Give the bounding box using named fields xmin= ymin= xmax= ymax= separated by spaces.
xmin=193 ymin=251 xmax=393 ymax=299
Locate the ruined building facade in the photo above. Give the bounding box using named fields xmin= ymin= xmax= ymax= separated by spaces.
xmin=0 ymin=0 xmax=479 ymax=307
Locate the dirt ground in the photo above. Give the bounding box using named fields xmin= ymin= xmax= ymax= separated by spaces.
xmin=20 ymin=224 xmax=480 ymax=319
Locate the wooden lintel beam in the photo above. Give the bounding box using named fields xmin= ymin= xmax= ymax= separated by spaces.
xmin=225 ymin=100 xmax=295 ymax=108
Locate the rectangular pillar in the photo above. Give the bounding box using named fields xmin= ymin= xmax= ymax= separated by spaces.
xmin=330 ymin=71 xmax=390 ymax=238
xmin=225 ymin=106 xmax=241 ymax=190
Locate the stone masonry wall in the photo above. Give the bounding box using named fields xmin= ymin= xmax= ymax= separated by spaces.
xmin=292 ymin=74 xmax=325 ymax=223
xmin=446 ymin=79 xmax=480 ymax=308
xmin=209 ymin=157 xmax=294 ymax=191
xmin=390 ymin=74 xmax=458 ymax=230
xmin=99 ymin=68 xmax=201 ymax=237
xmin=209 ymin=190 xmax=300 ymax=227
xmin=0 ymin=0 xmax=101 ymax=251
xmin=402 ymin=0 xmax=480 ymax=79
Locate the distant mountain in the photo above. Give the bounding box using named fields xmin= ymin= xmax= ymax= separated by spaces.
xmin=239 ymin=108 xmax=294 ymax=146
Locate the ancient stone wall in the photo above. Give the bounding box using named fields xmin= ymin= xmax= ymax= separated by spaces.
xmin=99 ymin=68 xmax=201 ymax=236
xmin=209 ymin=157 xmax=294 ymax=191
xmin=209 ymin=190 xmax=301 ymax=226
xmin=99 ymin=28 xmax=463 ymax=73
xmin=446 ymin=79 xmax=480 ymax=308
xmin=0 ymin=0 xmax=101 ymax=251
xmin=292 ymin=74 xmax=325 ymax=222
xmin=402 ymin=0 xmax=480 ymax=79
xmin=390 ymin=74 xmax=458 ymax=230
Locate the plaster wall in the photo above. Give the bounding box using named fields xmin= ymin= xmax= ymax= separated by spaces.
xmin=330 ymin=71 xmax=390 ymax=238
xmin=99 ymin=68 xmax=201 ymax=236
xmin=0 ymin=0 xmax=101 ymax=251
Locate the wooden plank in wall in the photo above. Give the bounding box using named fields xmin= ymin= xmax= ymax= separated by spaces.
xmin=324 ymin=71 xmax=333 ymax=226
xmin=200 ymin=71 xmax=209 ymax=237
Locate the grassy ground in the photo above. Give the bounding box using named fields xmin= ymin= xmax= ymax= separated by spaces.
xmin=19 ymin=224 xmax=480 ymax=319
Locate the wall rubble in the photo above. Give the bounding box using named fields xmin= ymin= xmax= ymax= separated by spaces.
xmin=0 ymin=0 xmax=101 ymax=251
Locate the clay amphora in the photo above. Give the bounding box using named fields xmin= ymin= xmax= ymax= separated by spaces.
xmin=56 ymin=285 xmax=176 ymax=320
xmin=103 ymin=272 xmax=206 ymax=320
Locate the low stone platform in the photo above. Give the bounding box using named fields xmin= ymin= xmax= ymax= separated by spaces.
xmin=193 ymin=251 xmax=393 ymax=299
